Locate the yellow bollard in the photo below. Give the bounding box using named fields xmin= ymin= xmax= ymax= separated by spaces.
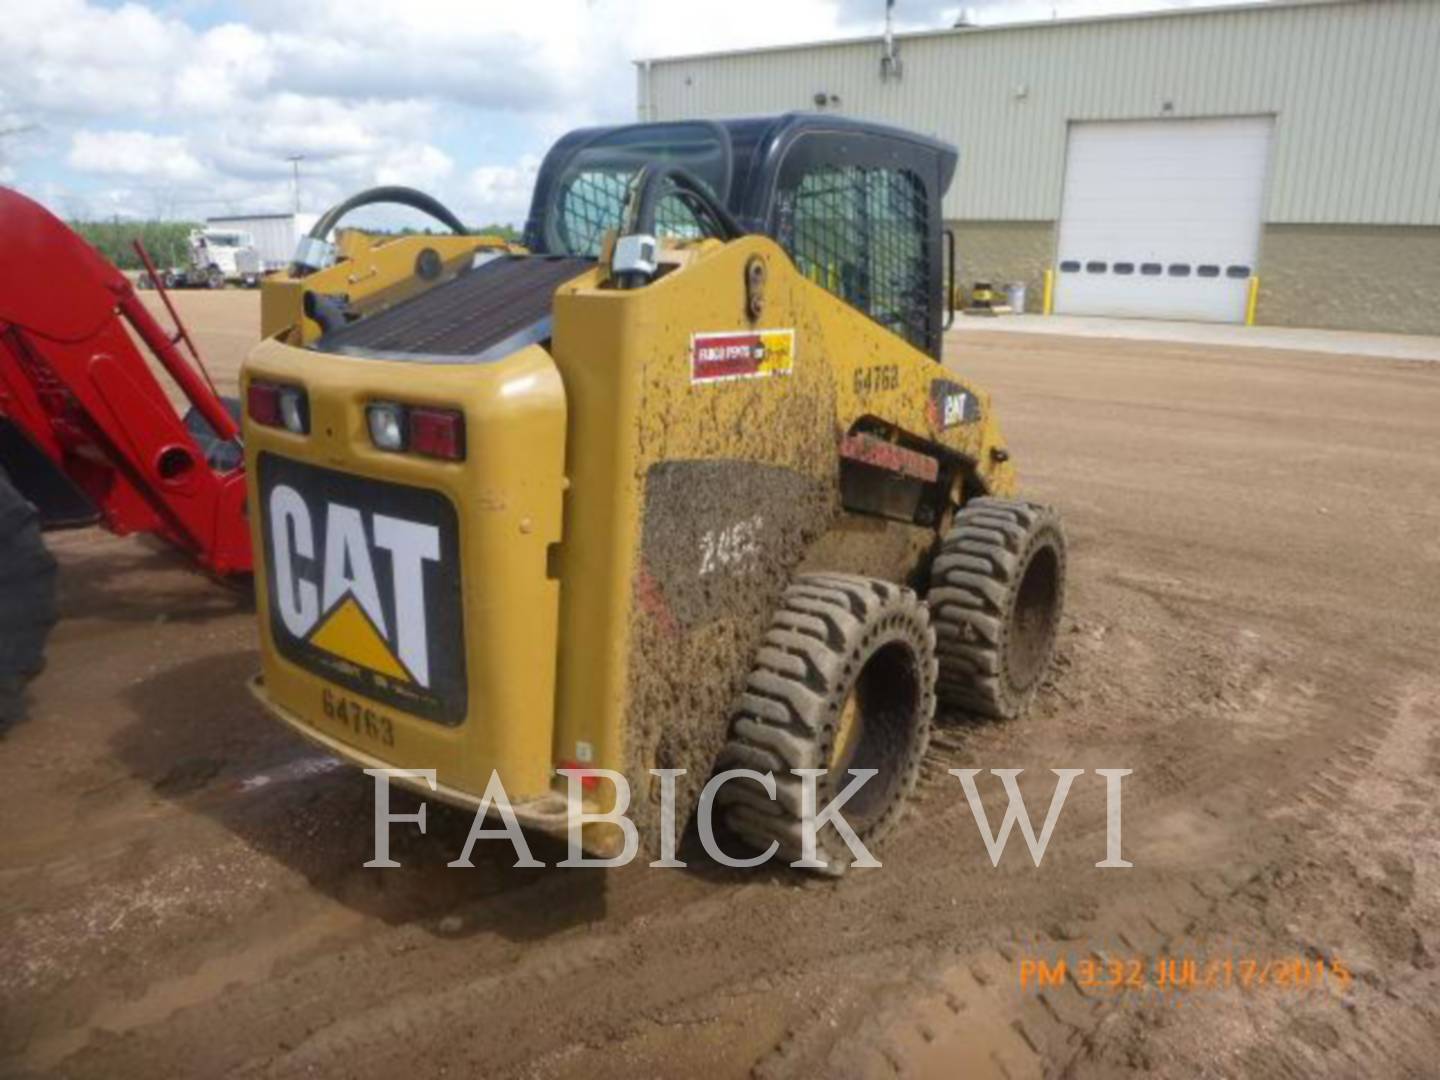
xmin=1042 ymin=268 xmax=1055 ymax=316
xmin=1245 ymin=275 xmax=1261 ymax=326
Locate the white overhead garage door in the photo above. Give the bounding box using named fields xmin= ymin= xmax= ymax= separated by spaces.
xmin=1053 ymin=117 xmax=1273 ymax=323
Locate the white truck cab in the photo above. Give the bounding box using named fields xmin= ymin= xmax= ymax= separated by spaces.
xmin=186 ymin=228 xmax=261 ymax=288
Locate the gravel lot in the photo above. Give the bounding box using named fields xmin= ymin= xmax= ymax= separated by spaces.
xmin=3 ymin=290 xmax=1438 ymax=1078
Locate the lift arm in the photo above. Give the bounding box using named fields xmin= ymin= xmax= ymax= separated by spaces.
xmin=0 ymin=186 xmax=250 ymax=574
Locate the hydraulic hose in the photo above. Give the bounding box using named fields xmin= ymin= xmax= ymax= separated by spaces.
xmin=289 ymin=186 xmax=469 ymax=276
xmin=307 ymin=185 xmax=468 ymax=242
xmin=612 ymin=165 xmax=743 ymax=289
xmin=622 ymin=164 xmax=743 ymax=242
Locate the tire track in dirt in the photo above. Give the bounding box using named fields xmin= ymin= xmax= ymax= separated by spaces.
xmin=8 ymin=313 xmax=1440 ymax=1078
xmin=25 ymin=576 xmax=1403 ymax=1079
xmin=825 ymin=676 xmax=1439 ymax=1079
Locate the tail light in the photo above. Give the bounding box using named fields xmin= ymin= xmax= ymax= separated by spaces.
xmin=247 ymin=380 xmax=309 ymax=434
xmin=408 ymin=407 xmax=465 ymax=461
xmin=366 ymin=402 xmax=466 ymax=461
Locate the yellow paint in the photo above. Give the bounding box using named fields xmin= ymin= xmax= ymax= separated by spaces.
xmin=1042 ymin=268 xmax=1055 ymax=315
xmin=831 ymin=693 xmax=861 ymax=771
xmin=245 ymin=228 xmax=1018 ymax=842
xmin=309 ymin=596 xmax=410 ymax=682
xmin=757 ymin=329 xmax=794 ymax=376
xmin=1246 ymin=274 xmax=1261 ymax=326
xmin=545 ymin=236 xmax=1015 ymax=805
xmin=243 ymin=334 xmax=568 ymax=805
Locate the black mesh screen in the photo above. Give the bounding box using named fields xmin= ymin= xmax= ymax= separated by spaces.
xmin=774 ymin=166 xmax=930 ymax=351
xmin=554 ymin=169 xmax=707 ymax=257
xmin=316 ymin=256 xmax=592 ymax=359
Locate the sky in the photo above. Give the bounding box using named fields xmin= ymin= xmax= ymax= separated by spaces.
xmin=0 ymin=0 xmax=1256 ymax=228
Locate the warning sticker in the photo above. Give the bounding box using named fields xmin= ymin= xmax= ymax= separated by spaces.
xmin=690 ymin=328 xmax=795 ymax=384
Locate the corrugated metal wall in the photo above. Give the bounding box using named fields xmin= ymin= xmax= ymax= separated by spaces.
xmin=638 ymin=0 xmax=1440 ymax=226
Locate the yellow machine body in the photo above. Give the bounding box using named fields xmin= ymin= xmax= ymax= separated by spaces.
xmin=244 ymin=225 xmax=1014 ymax=851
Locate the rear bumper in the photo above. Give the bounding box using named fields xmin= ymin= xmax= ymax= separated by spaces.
xmin=245 ymin=675 xmax=620 ymax=857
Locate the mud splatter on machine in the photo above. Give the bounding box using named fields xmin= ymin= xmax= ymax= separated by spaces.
xmin=242 ymin=115 xmax=1067 ymax=870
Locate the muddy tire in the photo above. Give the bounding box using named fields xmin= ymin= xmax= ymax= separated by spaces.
xmin=928 ymin=496 xmax=1066 ymax=721
xmin=716 ymin=573 xmax=937 ymax=876
xmin=0 ymin=469 xmax=58 ymax=730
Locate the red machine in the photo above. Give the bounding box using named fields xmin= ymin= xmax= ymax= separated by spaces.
xmin=0 ymin=186 xmax=251 ymax=719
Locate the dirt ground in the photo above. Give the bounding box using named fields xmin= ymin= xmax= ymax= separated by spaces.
xmin=3 ymin=290 xmax=1439 ymax=1078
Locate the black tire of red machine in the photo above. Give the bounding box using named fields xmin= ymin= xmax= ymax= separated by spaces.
xmin=0 ymin=468 xmax=58 ymax=730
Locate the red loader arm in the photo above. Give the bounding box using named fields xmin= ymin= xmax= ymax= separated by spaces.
xmin=0 ymin=186 xmax=250 ymax=574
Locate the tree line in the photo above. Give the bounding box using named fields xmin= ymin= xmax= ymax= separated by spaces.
xmin=66 ymin=219 xmax=525 ymax=270
xmin=67 ymin=219 xmax=199 ymax=270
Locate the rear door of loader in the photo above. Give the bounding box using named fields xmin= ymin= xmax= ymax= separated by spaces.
xmin=244 ymin=322 xmax=570 ymax=805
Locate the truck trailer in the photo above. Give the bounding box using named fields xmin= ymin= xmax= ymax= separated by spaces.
xmin=206 ymin=212 xmax=319 ymax=274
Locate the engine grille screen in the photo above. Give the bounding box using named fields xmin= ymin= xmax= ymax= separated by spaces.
xmin=316 ymin=255 xmax=592 ymax=360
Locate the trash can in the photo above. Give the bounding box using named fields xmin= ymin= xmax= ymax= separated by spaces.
xmin=1006 ymin=282 xmax=1028 ymax=313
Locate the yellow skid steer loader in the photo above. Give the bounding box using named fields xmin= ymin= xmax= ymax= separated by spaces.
xmin=243 ymin=114 xmax=1066 ymax=872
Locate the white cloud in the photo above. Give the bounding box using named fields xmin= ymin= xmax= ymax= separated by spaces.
xmin=170 ymin=23 xmax=275 ymax=112
xmin=4 ymin=0 xmax=1250 ymax=225
xmin=375 ymin=143 xmax=455 ymax=190
xmin=0 ymin=0 xmax=865 ymax=223
xmin=468 ymin=154 xmax=542 ymax=229
xmin=232 ymin=95 xmax=436 ymax=161
xmin=68 ymin=130 xmax=207 ymax=183
xmin=0 ymin=1 xmax=185 ymax=117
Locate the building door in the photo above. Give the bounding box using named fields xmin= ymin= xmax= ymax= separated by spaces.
xmin=1053 ymin=117 xmax=1272 ymax=322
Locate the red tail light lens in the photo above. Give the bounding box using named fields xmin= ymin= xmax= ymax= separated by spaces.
xmin=407 ymin=407 xmax=465 ymax=461
xmin=247 ymin=381 xmax=281 ymax=427
xmin=247 ymin=380 xmax=308 ymax=433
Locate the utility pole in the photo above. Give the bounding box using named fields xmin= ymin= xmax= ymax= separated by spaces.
xmin=286 ymin=154 xmax=304 ymax=213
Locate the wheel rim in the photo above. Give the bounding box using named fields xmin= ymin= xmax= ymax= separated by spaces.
xmin=830 ymin=693 xmax=862 ymax=772
xmin=827 ymin=641 xmax=922 ymax=836
xmin=1007 ymin=540 xmax=1060 ymax=691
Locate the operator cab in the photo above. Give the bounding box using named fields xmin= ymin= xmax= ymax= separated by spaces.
xmin=286 ymin=115 xmax=958 ymax=364
xmin=524 ymin=114 xmax=958 ymax=359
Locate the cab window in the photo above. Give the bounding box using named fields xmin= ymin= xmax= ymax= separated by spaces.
xmin=773 ymin=163 xmax=931 ymax=351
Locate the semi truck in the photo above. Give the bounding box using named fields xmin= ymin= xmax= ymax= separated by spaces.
xmin=138 ymin=225 xmax=262 ymax=289
xmin=206 ymin=212 xmax=319 ymax=274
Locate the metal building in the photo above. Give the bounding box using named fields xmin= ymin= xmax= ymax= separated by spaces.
xmin=637 ymin=0 xmax=1440 ymax=333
